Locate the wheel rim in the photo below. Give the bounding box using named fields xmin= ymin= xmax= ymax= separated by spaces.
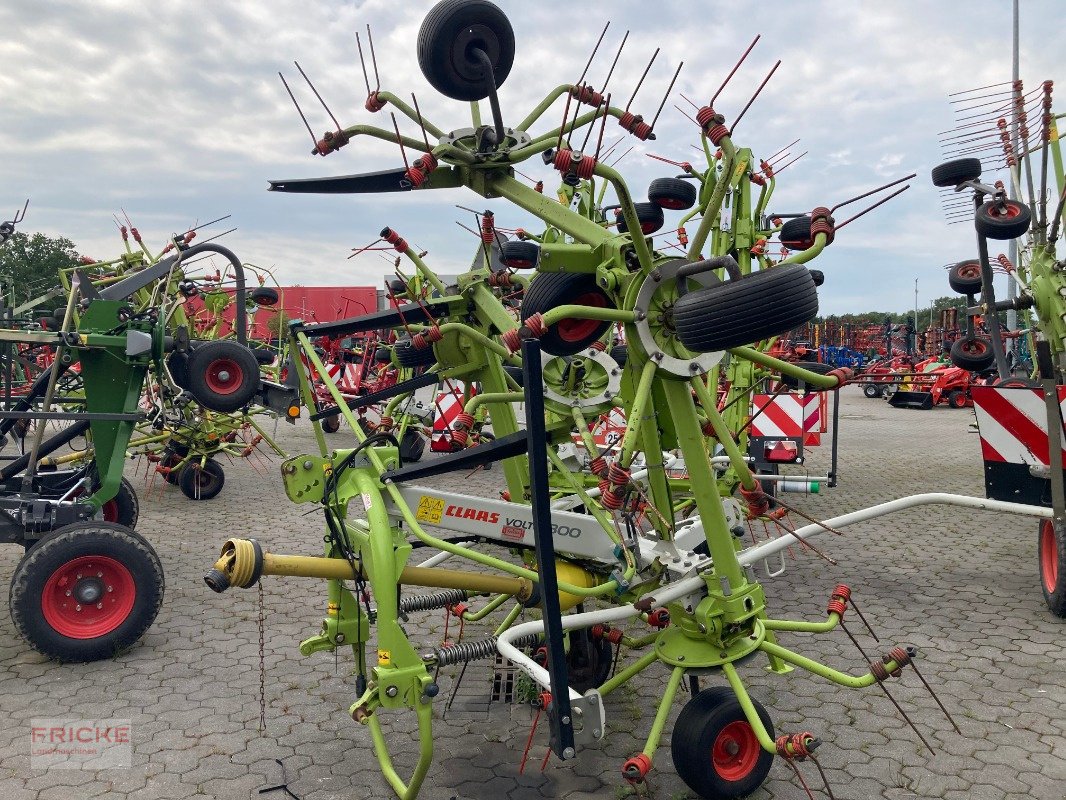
xmin=993 ymin=202 xmax=1023 ymax=220
xmin=190 ymin=465 xmax=220 ymax=493
xmin=961 ymin=340 xmax=987 ymax=356
xmin=957 ymin=262 xmax=981 ymax=281
xmin=656 ymin=197 xmax=687 ymax=210
xmin=711 ymin=720 xmax=760 ymax=782
xmin=41 ymin=555 xmax=135 ymax=639
xmin=1040 ymin=520 xmax=1058 ymax=593
xmin=204 ymin=358 xmax=243 ymax=395
xmin=556 ymin=292 xmax=607 ymax=343
xmin=100 ymin=499 xmax=119 ymax=523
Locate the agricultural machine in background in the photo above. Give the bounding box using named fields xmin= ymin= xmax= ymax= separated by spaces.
xmin=931 ymin=77 xmax=1066 ymax=614
xmin=198 ymin=4 xmax=1003 ymax=799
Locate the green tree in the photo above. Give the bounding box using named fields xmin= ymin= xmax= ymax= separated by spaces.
xmin=263 ymin=310 xmax=291 ymax=339
xmin=0 ymin=231 xmax=80 ymax=310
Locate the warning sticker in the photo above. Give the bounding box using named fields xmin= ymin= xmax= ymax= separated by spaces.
xmin=377 ymin=649 xmax=391 ymax=666
xmin=416 ymin=495 xmax=445 ymax=524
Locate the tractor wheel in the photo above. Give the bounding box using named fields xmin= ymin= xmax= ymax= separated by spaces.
xmin=931 ymin=157 xmax=982 ymax=188
xmin=778 ymin=216 xmax=813 ymax=251
xmin=615 ymin=202 xmax=665 ymax=236
xmin=975 ymin=199 xmax=1031 ymax=240
xmin=99 ymin=477 xmax=139 ymax=529
xmin=322 ymin=414 xmax=341 ymax=434
xmin=672 ymin=686 xmax=775 ymax=799
xmin=950 ymin=337 xmax=995 ymax=372
xmin=416 ymin=0 xmax=515 ymax=102
xmin=947 ymin=389 xmax=968 ymax=409
xmin=520 ymin=272 xmax=614 ymax=356
xmin=400 ymin=429 xmax=426 ymax=463
xmin=674 ymin=264 xmax=819 ymax=353
xmin=948 ymin=260 xmax=983 ymax=295
xmin=1038 ymin=519 xmax=1066 ymax=617
xmin=648 ymin=177 xmax=697 ymax=210
xmin=500 ymin=240 xmax=540 ymax=269
xmin=863 ymin=383 xmax=881 ymax=399
xmin=9 ymin=522 xmax=164 ymax=662
xmin=185 ymin=340 xmax=261 ymax=412
xmin=249 ymin=286 xmax=279 ymax=306
xmin=394 ymin=338 xmax=437 ymax=368
xmin=178 ymin=459 xmax=225 ymax=501
xmin=566 ymin=628 xmax=614 ymax=694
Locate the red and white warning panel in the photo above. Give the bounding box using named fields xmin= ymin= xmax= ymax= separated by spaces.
xmin=971 ymin=385 xmax=1066 ymax=506
xmin=750 ymin=394 xmax=822 ymax=446
xmin=431 ymin=384 xmax=475 ymax=452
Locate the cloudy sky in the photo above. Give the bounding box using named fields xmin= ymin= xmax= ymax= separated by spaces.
xmin=1 ymin=0 xmax=1061 ymax=317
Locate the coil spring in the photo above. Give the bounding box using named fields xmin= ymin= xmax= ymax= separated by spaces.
xmin=481 ymin=211 xmax=495 ymax=244
xmin=617 ymin=111 xmax=653 ymax=141
xmin=365 ymin=91 xmax=386 ymax=112
xmin=553 ymin=148 xmax=597 ymax=180
xmin=775 ymin=732 xmax=817 ymax=760
xmin=570 ymin=84 xmax=604 ymax=107
xmin=431 ymin=633 xmax=539 ymax=667
xmin=677 ymin=225 xmax=688 ymax=247
xmin=695 ymin=106 xmax=719 ymax=129
xmin=870 ymin=646 xmax=912 ymax=682
xmin=380 ymin=226 xmax=408 ymax=253
xmin=407 ymin=152 xmax=439 ymax=188
xmin=524 ymin=313 xmax=547 ymax=337
xmin=501 ymin=328 xmax=522 ymax=354
xmin=589 ymin=456 xmax=608 ymax=477
xmin=400 ymin=588 xmax=468 ymax=614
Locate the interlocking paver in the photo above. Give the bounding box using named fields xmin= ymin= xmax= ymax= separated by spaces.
xmin=1 ymin=388 xmax=1065 ymax=799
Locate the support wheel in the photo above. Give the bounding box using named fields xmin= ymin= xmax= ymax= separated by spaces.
xmin=648 ymin=178 xmax=697 ymax=210
xmin=615 ymin=202 xmax=665 ymax=235
xmin=949 ymin=337 xmax=995 ymax=371
xmin=948 ymin=260 xmax=983 ymax=295
xmin=417 ymin=0 xmax=515 ymax=102
xmin=99 ymin=477 xmax=140 ymax=529
xmin=931 ymin=157 xmax=982 ymax=187
xmin=9 ymin=522 xmax=164 ymax=661
xmin=975 ymin=199 xmax=1031 ymax=240
xmin=1039 ymin=519 xmax=1066 ymax=617
xmin=395 ymin=338 xmax=437 ymax=368
xmin=400 ymin=428 xmax=426 ymax=463
xmin=672 ymin=686 xmax=775 ymax=799
xmin=185 ymin=340 xmax=261 ymax=412
xmin=520 ymin=273 xmax=613 ymax=356
xmin=178 ymin=459 xmax=225 ymax=501
xmin=778 ymin=216 xmax=813 ymax=251
xmin=674 ymin=264 xmax=819 ymax=353
xmin=566 ymin=628 xmax=613 ymax=694
xmin=322 ymin=414 xmax=341 ymax=434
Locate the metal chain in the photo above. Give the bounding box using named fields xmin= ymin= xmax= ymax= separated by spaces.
xmin=258 ymin=578 xmax=266 ymax=734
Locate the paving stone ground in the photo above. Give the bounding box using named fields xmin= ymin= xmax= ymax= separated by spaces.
xmin=1 ymin=387 xmax=1064 ymax=800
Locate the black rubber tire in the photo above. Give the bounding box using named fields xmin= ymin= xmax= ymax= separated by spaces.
xmin=950 ymin=336 xmax=995 ymax=371
xmin=948 ymin=260 xmax=983 ymax=295
xmin=521 ymin=273 xmax=614 ymax=356
xmin=648 ymin=177 xmax=697 ymax=211
xmin=99 ymin=477 xmax=139 ymax=529
xmin=185 ymin=340 xmax=261 ymax=413
xmin=374 ymin=347 xmax=392 ymax=364
xmin=778 ymin=216 xmax=813 ymax=251
xmin=178 ymin=458 xmax=225 ymax=501
xmin=609 ymin=344 xmax=628 ymax=367
xmin=863 ymin=383 xmax=882 ymax=399
xmin=994 ymin=377 xmax=1040 ymax=388
xmin=675 ymin=264 xmax=819 ymax=353
xmin=931 ymin=157 xmax=982 ymax=188
xmin=1038 ymin=519 xmax=1066 ymax=617
xmin=975 ymin=199 xmax=1031 ymax=240
xmin=501 ymin=240 xmax=540 ymax=269
xmin=672 ymin=686 xmax=775 ymax=799
xmin=947 ymin=389 xmax=968 ymax=409
xmin=322 ymin=414 xmax=341 ymax=434
xmin=615 ymin=202 xmax=665 ymax=236
xmin=167 ymin=351 xmax=190 ymax=389
xmin=779 ymin=360 xmax=835 ymax=391
xmin=249 ymin=286 xmax=279 ymax=306
xmin=9 ymin=522 xmax=164 ymax=662
xmin=399 ymin=429 xmax=426 ymax=463
xmin=388 ymin=278 xmax=409 ymax=295
xmin=394 ymin=338 xmax=437 ymax=368
xmin=566 ymin=628 xmax=614 ymax=694
xmin=416 ymin=0 xmax=515 ymax=102
xmin=808 ymin=268 xmax=824 ymax=287
xmin=250 ymin=345 xmax=276 ymax=366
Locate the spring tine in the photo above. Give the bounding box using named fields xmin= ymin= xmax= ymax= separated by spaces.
xmin=600 ymin=135 xmax=625 ymax=161
xmin=650 ymin=61 xmax=684 ymax=130
xmin=784 ymin=759 xmax=818 ymax=800
xmin=949 ymin=80 xmax=1013 ymax=96
xmin=556 ymin=84 xmax=575 ymax=151
xmin=593 ymin=92 xmax=612 ymax=161
xmin=836 ymin=185 xmax=910 ymax=229
xmin=765 ymin=138 xmax=800 ymax=164
xmin=832 ymin=173 xmax=915 ymax=213
xmin=772 ymin=150 xmax=807 ymax=175
xmin=278 ymin=72 xmax=318 ymax=148
xmin=846 ymin=596 xmax=880 ymax=642
xmin=575 ymin=21 xmax=610 ymax=90
xmin=366 ymin=25 xmax=381 ymax=91
xmin=731 ymin=60 xmax=781 ymax=134
xmin=411 ymin=93 xmax=433 ymax=151
xmin=950 ymin=88 xmax=1015 ymax=105
xmin=624 ymin=48 xmax=659 ymax=112
xmin=711 ymin=34 xmax=760 ymax=105
xmin=295 ymin=61 xmax=342 ymax=130
xmin=1047 ymin=184 xmax=1066 ymax=242
xmin=608 ymin=145 xmax=634 ymax=168
xmin=185 ymin=214 xmax=232 ymax=235
xmin=13 ymin=199 xmax=28 ymax=224
xmin=679 ymin=92 xmax=700 ymax=110
xmin=390 ymin=113 xmax=410 ymax=171
xmin=565 ymin=90 xmax=584 ymax=147
xmin=356 ymin=32 xmax=372 ymax=95
xmin=454 ymin=220 xmax=480 ymax=238
xmin=908 ymin=656 xmax=961 ymax=734
xmin=199 ymin=227 xmax=237 ymax=244
xmin=599 ymin=30 xmax=629 ymax=97
xmin=674 ymin=103 xmax=698 ymax=126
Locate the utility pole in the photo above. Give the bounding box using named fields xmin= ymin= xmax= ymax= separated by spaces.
xmin=914 ymin=277 xmax=919 ymax=355
xmin=1006 ymin=0 xmax=1020 ymax=363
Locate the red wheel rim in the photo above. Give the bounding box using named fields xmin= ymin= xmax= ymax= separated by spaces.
xmin=993 ymin=202 xmax=1023 ymax=220
xmin=204 ymin=358 xmax=243 ymax=395
xmin=100 ymin=499 xmax=119 ymax=523
xmin=957 ymin=262 xmax=981 ymax=280
xmin=655 ymin=197 xmax=687 ymax=210
xmin=961 ymin=340 xmax=987 ymax=356
xmin=1040 ymin=520 xmax=1058 ymax=593
xmin=556 ymin=292 xmax=607 ymax=343
xmin=711 ymin=720 xmax=760 ymax=781
xmin=41 ymin=556 xmax=135 ymax=639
